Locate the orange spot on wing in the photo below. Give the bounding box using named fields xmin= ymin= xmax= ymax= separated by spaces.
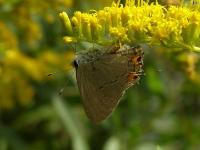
xmin=131 ymin=55 xmax=142 ymax=65
xmin=127 ymin=72 xmax=139 ymax=83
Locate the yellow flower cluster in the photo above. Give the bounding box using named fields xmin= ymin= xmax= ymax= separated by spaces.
xmin=0 ymin=0 xmax=74 ymax=110
xmin=178 ymin=51 xmax=200 ymax=84
xmin=60 ymin=0 xmax=200 ymax=50
xmin=10 ymin=0 xmax=72 ymax=48
xmin=0 ymin=0 xmax=113 ymax=110
xmin=0 ymin=46 xmax=73 ymax=109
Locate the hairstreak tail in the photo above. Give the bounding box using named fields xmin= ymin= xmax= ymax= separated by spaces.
xmin=73 ymin=44 xmax=144 ymax=123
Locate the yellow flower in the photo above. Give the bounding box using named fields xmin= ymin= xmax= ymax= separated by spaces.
xmin=0 ymin=21 xmax=18 ymax=49
xmin=90 ymin=16 xmax=102 ymax=41
xmin=0 ymin=0 xmax=75 ymax=111
xmin=109 ymin=26 xmax=129 ymax=42
xmin=63 ymin=36 xmax=77 ymax=43
xmin=178 ymin=52 xmax=200 ymax=83
xmin=71 ymin=11 xmax=83 ymax=37
xmin=59 ymin=12 xmax=73 ymax=35
xmin=60 ymin=0 xmax=200 ymax=50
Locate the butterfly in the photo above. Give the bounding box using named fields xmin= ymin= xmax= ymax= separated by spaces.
xmin=73 ymin=44 xmax=144 ymax=122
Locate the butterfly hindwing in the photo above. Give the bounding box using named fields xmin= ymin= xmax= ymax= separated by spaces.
xmin=75 ymin=45 xmax=144 ymax=122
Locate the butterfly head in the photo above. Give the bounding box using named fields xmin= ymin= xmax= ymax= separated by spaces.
xmin=72 ymin=59 xmax=79 ymax=69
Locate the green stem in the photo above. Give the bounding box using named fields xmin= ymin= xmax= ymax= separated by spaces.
xmin=52 ymin=95 xmax=89 ymax=150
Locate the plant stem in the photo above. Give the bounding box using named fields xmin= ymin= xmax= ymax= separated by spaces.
xmin=52 ymin=95 xmax=89 ymax=150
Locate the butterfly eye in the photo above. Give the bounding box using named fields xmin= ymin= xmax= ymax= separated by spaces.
xmin=72 ymin=59 xmax=79 ymax=68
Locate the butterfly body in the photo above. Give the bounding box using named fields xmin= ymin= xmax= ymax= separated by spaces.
xmin=73 ymin=45 xmax=144 ymax=122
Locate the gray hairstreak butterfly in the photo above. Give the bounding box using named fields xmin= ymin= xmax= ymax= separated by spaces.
xmin=73 ymin=44 xmax=144 ymax=122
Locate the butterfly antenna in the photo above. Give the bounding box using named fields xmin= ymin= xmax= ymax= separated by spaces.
xmin=68 ymin=43 xmax=75 ymax=51
xmin=47 ymin=68 xmax=70 ymax=77
xmin=47 ymin=72 xmax=59 ymax=78
xmin=58 ymin=80 xmax=68 ymax=96
xmin=48 ymin=73 xmax=54 ymax=76
xmin=58 ymin=71 xmax=73 ymax=96
xmin=72 ymin=42 xmax=77 ymax=54
xmin=59 ymin=88 xmax=64 ymax=95
xmin=75 ymin=43 xmax=77 ymax=53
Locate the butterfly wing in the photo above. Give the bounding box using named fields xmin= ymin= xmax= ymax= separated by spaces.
xmin=76 ymin=46 xmax=144 ymax=122
xmin=76 ymin=46 xmax=143 ymax=122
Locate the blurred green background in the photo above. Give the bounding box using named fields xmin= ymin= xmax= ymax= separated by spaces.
xmin=0 ymin=0 xmax=199 ymax=150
